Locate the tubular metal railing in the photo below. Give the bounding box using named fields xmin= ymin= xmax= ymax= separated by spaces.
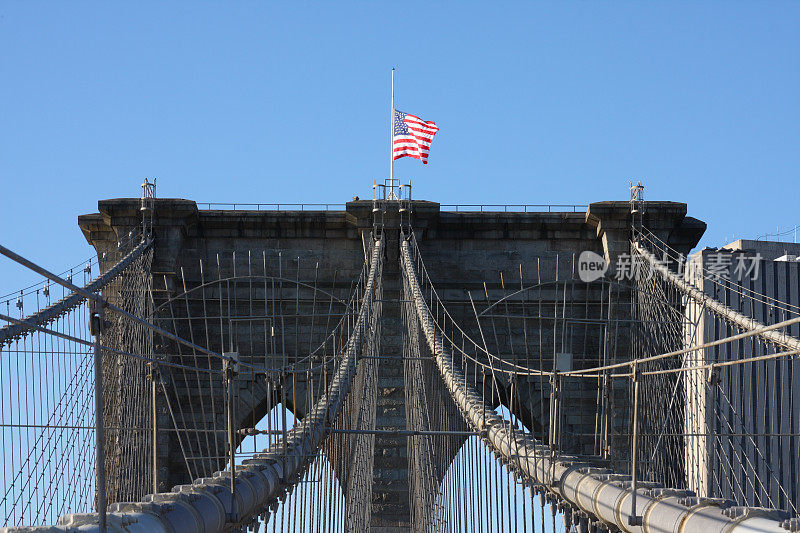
xmin=197 ymin=203 xmax=347 ymax=211
xmin=196 ymin=202 xmax=589 ymax=213
xmin=439 ymin=204 xmax=588 ymax=213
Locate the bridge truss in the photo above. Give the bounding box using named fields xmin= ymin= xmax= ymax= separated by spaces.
xmin=0 ymin=222 xmax=798 ymax=532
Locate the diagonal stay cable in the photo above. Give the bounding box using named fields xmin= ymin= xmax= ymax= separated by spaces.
xmin=0 ymin=240 xmax=151 ymax=345
xmin=0 ymin=312 xmax=219 ymax=375
xmin=632 ymin=240 xmax=800 ymax=352
xmin=0 ymin=242 xmax=257 ymax=370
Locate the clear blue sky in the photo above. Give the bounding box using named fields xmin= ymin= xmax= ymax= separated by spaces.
xmin=2 ymin=2 xmax=799 ymax=295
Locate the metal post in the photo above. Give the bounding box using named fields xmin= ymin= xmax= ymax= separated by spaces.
xmin=549 ymin=373 xmax=558 ymax=450
xmin=482 ymin=371 xmax=486 ymax=428
xmin=281 ymin=371 xmax=288 ymax=474
xmin=89 ymin=302 xmax=108 ymax=533
xmin=150 ymin=363 xmax=158 ymax=494
xmin=628 ymin=363 xmax=642 ymax=526
xmin=390 ymin=68 xmax=395 ymax=184
xmin=227 ymin=366 xmax=235 ymax=489
xmin=555 ymin=374 xmax=562 ymax=451
xmin=223 ymin=352 xmax=238 ymax=519
xmin=548 ymin=371 xmax=560 ymax=489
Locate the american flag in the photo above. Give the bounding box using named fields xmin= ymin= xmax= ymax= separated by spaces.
xmin=393 ymin=110 xmax=439 ymax=164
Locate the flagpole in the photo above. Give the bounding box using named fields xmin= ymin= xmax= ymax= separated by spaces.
xmin=390 ymin=68 xmax=395 ymax=187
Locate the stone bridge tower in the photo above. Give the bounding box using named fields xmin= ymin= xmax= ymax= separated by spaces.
xmin=78 ymin=197 xmax=704 ymax=531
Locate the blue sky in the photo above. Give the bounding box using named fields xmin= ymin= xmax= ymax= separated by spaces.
xmin=2 ymin=2 xmax=799 ymax=295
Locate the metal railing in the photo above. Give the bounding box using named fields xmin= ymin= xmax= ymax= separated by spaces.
xmin=440 ymin=204 xmax=587 ymax=213
xmin=197 ymin=203 xmax=347 ymax=211
xmin=197 ymin=203 xmax=589 ymax=213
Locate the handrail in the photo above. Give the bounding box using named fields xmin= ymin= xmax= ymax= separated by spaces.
xmin=440 ymin=204 xmax=587 ymax=213
xmin=196 ymin=203 xmax=589 ymax=213
xmin=197 ymin=203 xmax=346 ymax=211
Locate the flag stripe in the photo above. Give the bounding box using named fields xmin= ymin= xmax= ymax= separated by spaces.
xmin=407 ymin=125 xmax=437 ymax=134
xmin=404 ymin=114 xmax=438 ymax=127
xmin=406 ymin=122 xmax=438 ymax=132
